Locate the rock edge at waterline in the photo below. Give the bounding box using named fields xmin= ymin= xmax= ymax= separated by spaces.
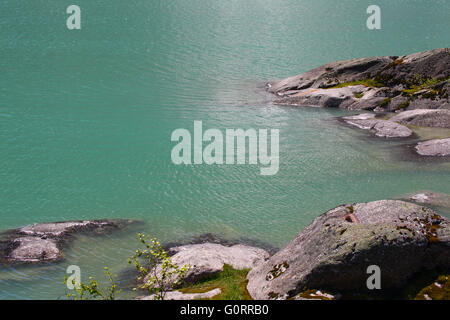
xmin=0 ymin=219 xmax=135 ymax=264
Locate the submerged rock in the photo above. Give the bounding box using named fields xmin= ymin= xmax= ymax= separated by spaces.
xmin=246 ymin=200 xmax=450 ymax=300
xmin=415 ymin=138 xmax=450 ymax=156
xmin=7 ymin=237 xmax=60 ymax=263
xmin=0 ymin=219 xmax=134 ymax=264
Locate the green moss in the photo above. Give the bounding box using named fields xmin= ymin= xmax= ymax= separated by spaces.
xmin=403 ymin=75 xmax=450 ymax=97
xmin=379 ymin=98 xmax=392 ymax=107
xmin=329 ymin=79 xmax=385 ymax=89
xmin=354 ymin=93 xmax=364 ymax=99
xmin=179 ymin=265 xmax=252 ymax=300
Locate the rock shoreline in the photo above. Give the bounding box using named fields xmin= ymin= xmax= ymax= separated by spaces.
xmin=267 ymin=48 xmax=450 ymax=157
xmin=132 ymin=198 xmax=450 ymax=300
xmin=3 ymin=200 xmax=449 ymax=300
xmin=269 ymin=48 xmax=449 ymax=111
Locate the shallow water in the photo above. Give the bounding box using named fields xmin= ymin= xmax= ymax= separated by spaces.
xmin=1 ymin=0 xmax=450 ymax=299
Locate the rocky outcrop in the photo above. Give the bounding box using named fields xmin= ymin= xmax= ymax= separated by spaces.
xmin=342 ymin=114 xmax=413 ymax=138
xmin=270 ymin=48 xmax=449 ymax=112
xmin=148 ymin=243 xmax=269 ymax=285
xmin=389 ymin=109 xmax=450 ymax=128
xmin=415 ymin=138 xmax=450 ymax=156
xmin=246 ymin=200 xmax=450 ymax=300
xmin=276 ymin=85 xmax=387 ymax=110
xmin=0 ymin=220 xmax=134 ymax=264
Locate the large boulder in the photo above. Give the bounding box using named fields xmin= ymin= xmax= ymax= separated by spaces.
xmin=246 ymin=200 xmax=450 ymax=300
xmin=147 ymin=243 xmax=269 ymax=285
xmin=0 ymin=219 xmax=134 ymax=264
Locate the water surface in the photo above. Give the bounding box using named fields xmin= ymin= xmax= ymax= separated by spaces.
xmin=1 ymin=0 xmax=450 ymax=299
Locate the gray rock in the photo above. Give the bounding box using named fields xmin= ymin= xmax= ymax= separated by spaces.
xmin=415 ymin=138 xmax=450 ymax=156
xmin=387 ymin=95 xmax=410 ymax=112
xmin=276 ymin=86 xmax=361 ymax=109
xmin=344 ymin=118 xmax=413 ymax=138
xmin=7 ymin=237 xmax=60 ymax=263
xmin=246 ymin=200 xmax=450 ymax=300
xmin=404 ymin=191 xmax=450 ymax=209
xmin=269 ymin=48 xmax=449 ymax=111
xmin=342 ymin=113 xmax=376 ymax=120
xmin=268 ymin=57 xmax=393 ymax=94
xmin=138 ymin=288 xmax=221 ymax=300
xmin=380 ymin=48 xmax=450 ymax=83
xmin=408 ymin=98 xmax=450 ymax=111
xmin=147 ymin=243 xmax=269 ymax=285
xmin=0 ymin=219 xmax=134 ymax=264
xmin=389 ymin=109 xmax=450 ymax=128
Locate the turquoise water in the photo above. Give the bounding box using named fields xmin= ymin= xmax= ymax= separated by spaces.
xmin=1 ymin=0 xmax=450 ymax=299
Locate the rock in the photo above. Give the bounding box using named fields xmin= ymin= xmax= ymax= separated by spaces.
xmin=246 ymin=200 xmax=450 ymax=300
xmin=268 ymin=57 xmax=393 ymax=94
xmin=405 ymin=191 xmax=450 ymax=209
xmin=148 ymin=243 xmax=269 ymax=285
xmin=380 ymin=48 xmax=450 ymax=83
xmin=269 ymin=48 xmax=449 ymax=111
xmin=342 ymin=113 xmax=376 ymax=120
xmin=343 ymin=118 xmax=413 ymax=138
xmin=408 ymin=98 xmax=450 ymax=111
xmin=138 ymin=288 xmax=221 ymax=300
xmin=276 ymin=86 xmax=390 ymax=110
xmin=387 ymin=95 xmax=410 ymax=112
xmin=416 ymin=138 xmax=450 ymax=156
xmin=390 ymin=109 xmax=450 ymax=128
xmin=0 ymin=219 xmax=134 ymax=264
xmin=7 ymin=237 xmax=60 ymax=263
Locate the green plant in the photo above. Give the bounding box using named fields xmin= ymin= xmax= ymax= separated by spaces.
xmin=63 ymin=267 xmax=121 ymax=300
xmin=128 ymin=233 xmax=190 ymax=300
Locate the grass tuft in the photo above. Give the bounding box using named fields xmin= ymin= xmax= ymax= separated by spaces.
xmin=179 ymin=264 xmax=252 ymax=300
